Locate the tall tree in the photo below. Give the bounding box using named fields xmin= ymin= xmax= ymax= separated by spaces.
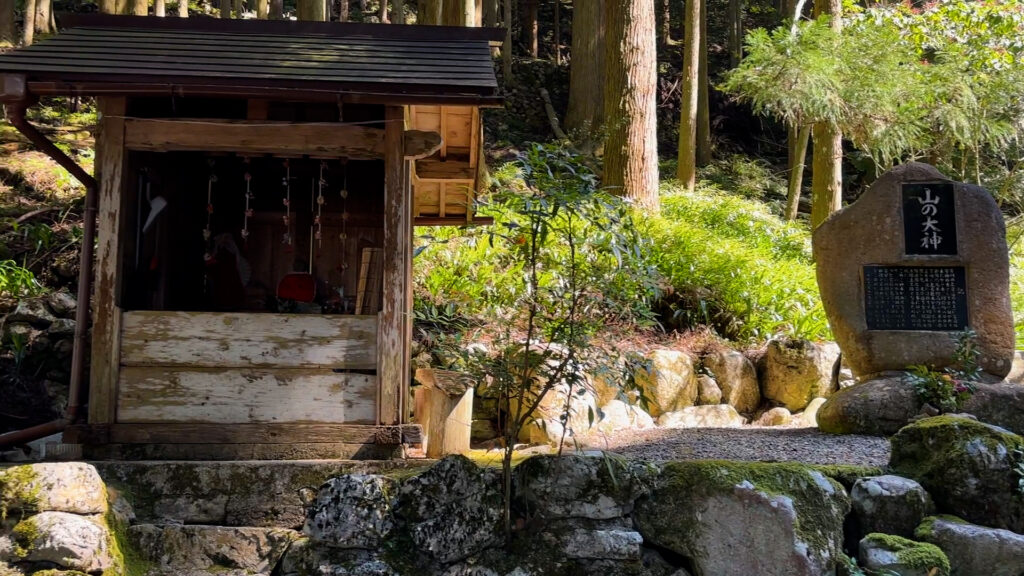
xmin=483 ymin=0 xmax=497 ymax=26
xmin=658 ymin=0 xmax=671 ymax=47
xmin=219 ymin=0 xmax=230 ymax=17
xmin=256 ymin=0 xmax=268 ymax=18
xmin=697 ymin=0 xmax=711 ymax=166
xmin=100 ymin=0 xmax=116 ymax=14
xmin=0 ymin=0 xmax=14 ymax=46
xmin=116 ymin=0 xmax=128 ymax=14
xmin=521 ymin=0 xmax=537 ymax=57
xmin=393 ymin=0 xmax=403 ymax=22
xmin=676 ymin=0 xmax=701 ymax=191
xmin=604 ymin=0 xmax=659 ymax=208
xmin=269 ymin=0 xmax=283 ymax=17
xmin=810 ymin=0 xmax=842 ymax=228
xmin=131 ymin=0 xmax=147 ymax=15
xmin=22 ymin=0 xmax=35 ymax=46
xmin=443 ymin=0 xmax=473 ymax=25
xmin=418 ymin=0 xmax=441 ymax=23
xmin=339 ymin=0 xmax=349 ymax=20
xmin=503 ymin=0 xmax=513 ymax=78
xmin=155 ymin=0 xmax=166 ymax=15
xmin=233 ymin=0 xmax=243 ymax=17
xmin=565 ymin=0 xmax=604 ymax=143
xmin=177 ymin=0 xmax=187 ymax=15
xmin=34 ymin=0 xmax=51 ymax=34
xmin=728 ymin=0 xmax=742 ymax=67
xmin=379 ymin=0 xmax=388 ymax=22
xmin=553 ymin=0 xmax=561 ymax=64
xmin=297 ymin=0 xmax=325 ymax=20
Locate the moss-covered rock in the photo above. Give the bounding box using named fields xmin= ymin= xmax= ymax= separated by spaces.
xmin=634 ymin=461 xmax=849 ymax=576
xmin=0 ymin=463 xmax=107 ymax=518
xmin=889 ymin=415 xmax=1024 ymax=533
xmin=915 ymin=515 xmax=1024 ymax=576
xmin=850 ymin=475 xmax=935 ymax=540
xmin=858 ymin=533 xmax=950 ymax=576
xmin=8 ymin=511 xmax=114 ymax=573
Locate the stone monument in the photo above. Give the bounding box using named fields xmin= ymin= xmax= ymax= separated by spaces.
xmin=813 ymin=162 xmax=1014 ymax=379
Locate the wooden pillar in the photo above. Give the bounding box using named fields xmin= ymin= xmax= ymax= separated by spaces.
xmin=89 ymin=97 xmax=127 ymax=425
xmin=378 ymin=106 xmax=411 ymax=425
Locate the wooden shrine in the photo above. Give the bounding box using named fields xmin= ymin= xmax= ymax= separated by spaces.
xmin=0 ymin=15 xmax=501 ymax=459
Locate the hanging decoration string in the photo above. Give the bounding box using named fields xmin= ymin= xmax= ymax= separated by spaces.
xmin=315 ymin=161 xmax=326 ymax=248
xmin=281 ymin=159 xmax=292 ymax=247
xmin=339 ymin=159 xmax=349 ymax=273
xmin=203 ymin=159 xmax=216 ymax=262
xmin=242 ymin=157 xmax=253 ymax=241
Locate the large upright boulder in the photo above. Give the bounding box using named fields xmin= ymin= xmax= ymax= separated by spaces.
xmin=814 ymin=162 xmax=1014 ymax=379
xmin=635 ymin=350 xmax=698 ymax=417
xmin=889 ymin=416 xmax=1024 ymax=533
xmin=703 ymin=350 xmax=760 ymax=414
xmin=635 ymin=461 xmax=849 ymax=576
xmin=760 ymin=338 xmax=840 ymax=412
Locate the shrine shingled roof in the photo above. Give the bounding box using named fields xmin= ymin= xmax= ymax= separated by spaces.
xmin=0 ymin=14 xmax=503 ymax=105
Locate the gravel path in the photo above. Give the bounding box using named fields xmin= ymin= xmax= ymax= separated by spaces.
xmin=581 ymin=426 xmax=891 ymax=467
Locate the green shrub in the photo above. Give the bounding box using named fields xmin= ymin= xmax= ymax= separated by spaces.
xmin=414 ymin=144 xmax=659 ymax=336
xmin=0 ymin=260 xmax=43 ymax=298
xmin=645 ymin=180 xmax=828 ymax=342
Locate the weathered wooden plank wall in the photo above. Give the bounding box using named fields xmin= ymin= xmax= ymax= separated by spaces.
xmin=120 ymin=311 xmax=378 ymax=369
xmin=89 ymin=96 xmax=128 ymax=425
xmin=116 ymin=368 xmax=377 ymax=424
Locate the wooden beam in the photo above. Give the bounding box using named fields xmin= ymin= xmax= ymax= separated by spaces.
xmin=378 ymin=105 xmax=412 ymax=426
xmin=116 ymin=368 xmax=378 ymax=424
xmin=89 ymin=96 xmax=127 ymax=426
xmin=122 ymin=117 xmax=440 ymax=159
xmin=415 ymin=159 xmax=475 ymax=180
xmin=64 ymin=423 xmax=423 ymax=445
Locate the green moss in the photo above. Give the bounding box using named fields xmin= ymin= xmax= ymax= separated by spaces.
xmin=30 ymin=571 xmax=91 ymax=576
xmin=914 ymin=515 xmax=970 ymax=541
xmin=11 ymin=516 xmax=39 ymax=558
xmin=0 ymin=465 xmax=41 ymax=520
xmin=104 ymin=506 xmax=152 ymax=576
xmin=655 ymin=461 xmax=848 ymax=559
xmin=890 ymin=415 xmax=1024 ymax=489
xmin=809 ymin=465 xmax=886 ymax=490
xmin=862 ymin=533 xmax=950 ymax=575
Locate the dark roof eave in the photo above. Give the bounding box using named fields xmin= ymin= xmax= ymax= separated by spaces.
xmin=17 ymin=79 xmax=504 ymax=107
xmin=59 ymin=13 xmax=507 ymax=43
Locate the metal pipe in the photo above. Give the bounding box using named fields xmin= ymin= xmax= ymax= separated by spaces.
xmin=0 ymin=102 xmax=98 ymax=451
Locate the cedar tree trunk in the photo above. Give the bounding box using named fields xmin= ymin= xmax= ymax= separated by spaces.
xmin=604 ymin=0 xmax=659 ymax=209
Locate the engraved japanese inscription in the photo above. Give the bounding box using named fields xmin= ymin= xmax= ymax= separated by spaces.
xmin=902 ymin=182 xmax=957 ymax=256
xmin=863 ymin=265 xmax=968 ymax=331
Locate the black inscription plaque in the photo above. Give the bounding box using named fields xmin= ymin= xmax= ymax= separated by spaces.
xmin=902 ymin=182 xmax=957 ymax=256
xmin=863 ymin=265 xmax=968 ymax=331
